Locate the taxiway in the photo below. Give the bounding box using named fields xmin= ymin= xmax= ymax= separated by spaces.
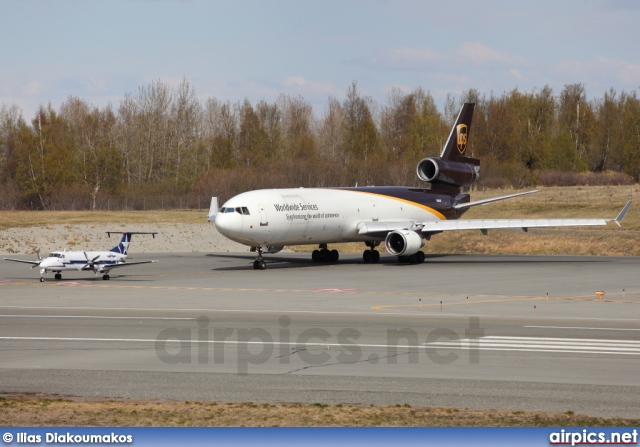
xmin=1 ymin=252 xmax=639 ymax=418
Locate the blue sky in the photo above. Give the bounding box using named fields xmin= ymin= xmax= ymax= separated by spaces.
xmin=1 ymin=0 xmax=639 ymax=120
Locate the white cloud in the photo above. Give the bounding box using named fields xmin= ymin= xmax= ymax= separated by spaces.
xmin=362 ymin=41 xmax=528 ymax=72
xmin=555 ymin=57 xmax=640 ymax=89
xmin=282 ymin=76 xmax=340 ymax=97
xmin=456 ymin=41 xmax=526 ymax=66
xmin=23 ymin=80 xmax=45 ymax=96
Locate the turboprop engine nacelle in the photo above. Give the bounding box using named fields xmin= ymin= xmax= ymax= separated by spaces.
xmin=384 ymin=230 xmax=424 ymax=256
xmin=416 ymin=157 xmax=479 ymax=188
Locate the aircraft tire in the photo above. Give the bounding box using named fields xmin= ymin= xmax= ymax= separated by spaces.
xmin=363 ymin=250 xmax=372 ymax=263
xmin=416 ymin=251 xmax=425 ymax=263
xmin=54 ymin=273 xmax=61 ymax=280
xmin=330 ymin=249 xmax=339 ymax=262
xmin=39 ymin=277 xmax=44 ymax=283
xmin=258 ymin=260 xmax=266 ymax=270
xmin=103 ymin=274 xmax=110 ymax=280
xmin=372 ymin=250 xmax=380 ymax=263
xmin=312 ymin=250 xmax=321 ymax=262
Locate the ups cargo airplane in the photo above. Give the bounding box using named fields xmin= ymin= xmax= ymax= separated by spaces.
xmin=209 ymin=103 xmax=632 ymax=270
xmin=4 ymin=232 xmax=158 ymax=281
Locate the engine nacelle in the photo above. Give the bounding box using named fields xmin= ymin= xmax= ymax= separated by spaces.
xmin=416 ymin=157 xmax=479 ymax=187
xmin=384 ymin=230 xmax=424 ymax=256
xmin=265 ymin=245 xmax=284 ymax=254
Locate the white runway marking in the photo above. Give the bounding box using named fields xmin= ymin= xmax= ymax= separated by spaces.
xmin=425 ymin=336 xmax=640 ymax=355
xmin=524 ymin=325 xmax=640 ymax=331
xmin=0 ymin=315 xmax=194 ymax=321
xmin=1 ymin=336 xmax=640 ymax=356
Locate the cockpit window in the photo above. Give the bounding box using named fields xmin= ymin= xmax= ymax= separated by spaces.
xmin=220 ymin=207 xmax=226 ymax=212
xmin=231 ymin=206 xmax=251 ymax=215
xmin=48 ymin=253 xmax=61 ymax=258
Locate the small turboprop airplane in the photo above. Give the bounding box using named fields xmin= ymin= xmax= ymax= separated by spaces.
xmin=4 ymin=232 xmax=158 ymax=281
xmin=209 ymin=103 xmax=632 ymax=270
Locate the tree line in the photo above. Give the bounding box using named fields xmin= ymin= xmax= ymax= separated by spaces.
xmin=0 ymin=79 xmax=638 ymax=210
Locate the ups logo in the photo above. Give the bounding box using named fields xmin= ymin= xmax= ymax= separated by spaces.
xmin=456 ymin=124 xmax=468 ymax=154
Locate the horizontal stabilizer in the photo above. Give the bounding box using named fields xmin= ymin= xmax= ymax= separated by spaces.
xmin=454 ymin=190 xmax=540 ymax=210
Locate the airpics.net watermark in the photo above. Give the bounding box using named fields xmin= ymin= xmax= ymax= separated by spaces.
xmin=154 ymin=315 xmax=484 ymax=374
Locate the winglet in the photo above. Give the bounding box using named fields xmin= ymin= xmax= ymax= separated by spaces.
xmin=613 ymin=200 xmax=633 ymax=227
xmin=208 ymin=197 xmax=219 ymax=222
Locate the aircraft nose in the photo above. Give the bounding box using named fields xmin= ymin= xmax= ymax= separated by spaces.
xmin=214 ymin=212 xmax=230 ymax=235
xmin=39 ymin=258 xmax=56 ymax=268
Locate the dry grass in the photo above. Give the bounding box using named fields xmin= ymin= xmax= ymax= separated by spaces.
xmin=0 ymin=395 xmax=637 ymax=427
xmin=0 ymin=210 xmax=206 ymax=231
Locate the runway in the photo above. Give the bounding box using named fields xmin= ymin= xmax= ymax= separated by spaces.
xmin=1 ymin=252 xmax=639 ymax=418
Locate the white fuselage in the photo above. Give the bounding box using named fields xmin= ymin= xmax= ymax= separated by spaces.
xmin=38 ymin=251 xmax=126 ymax=273
xmin=215 ymin=188 xmax=445 ymax=247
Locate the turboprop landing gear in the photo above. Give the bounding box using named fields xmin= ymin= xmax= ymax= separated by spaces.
xmin=54 ymin=273 xmax=62 ymax=280
xmin=103 ymin=274 xmax=110 ymax=280
xmin=311 ymin=244 xmax=339 ymax=263
xmin=363 ymin=241 xmax=380 ymax=264
xmin=253 ymin=246 xmax=266 ymax=270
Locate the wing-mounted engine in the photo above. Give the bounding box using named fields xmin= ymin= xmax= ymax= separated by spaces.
xmin=416 ymin=157 xmax=479 ymax=188
xmin=384 ymin=230 xmax=424 ymax=256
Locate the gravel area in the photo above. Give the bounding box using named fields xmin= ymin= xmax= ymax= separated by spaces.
xmin=0 ymin=223 xmax=246 ymax=256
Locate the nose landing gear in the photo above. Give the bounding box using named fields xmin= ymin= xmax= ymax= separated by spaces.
xmin=253 ymin=246 xmax=267 ymax=270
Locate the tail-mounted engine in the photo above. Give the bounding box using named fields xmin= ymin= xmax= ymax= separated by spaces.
xmin=384 ymin=230 xmax=424 ymax=256
xmin=416 ymin=157 xmax=479 ymax=188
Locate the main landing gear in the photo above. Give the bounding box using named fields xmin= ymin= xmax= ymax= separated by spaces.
xmin=398 ymin=251 xmax=425 ymax=264
xmin=103 ymin=274 xmax=110 ymax=280
xmin=252 ymin=246 xmax=267 ymax=270
xmin=311 ymin=244 xmax=339 ymax=263
xmin=362 ymin=241 xmax=380 ymax=264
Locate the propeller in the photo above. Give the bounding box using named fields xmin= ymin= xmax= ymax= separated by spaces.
xmin=31 ymin=249 xmax=43 ymax=269
xmin=81 ymin=252 xmax=101 ymax=273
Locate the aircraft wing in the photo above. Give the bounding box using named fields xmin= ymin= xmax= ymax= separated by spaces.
xmin=357 ymin=221 xmax=419 ymax=237
xmin=357 ymin=201 xmax=632 ymax=236
xmin=418 ymin=218 xmax=609 ymax=233
xmin=3 ymin=258 xmax=41 ymax=265
xmin=101 ymin=260 xmax=158 ymax=272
